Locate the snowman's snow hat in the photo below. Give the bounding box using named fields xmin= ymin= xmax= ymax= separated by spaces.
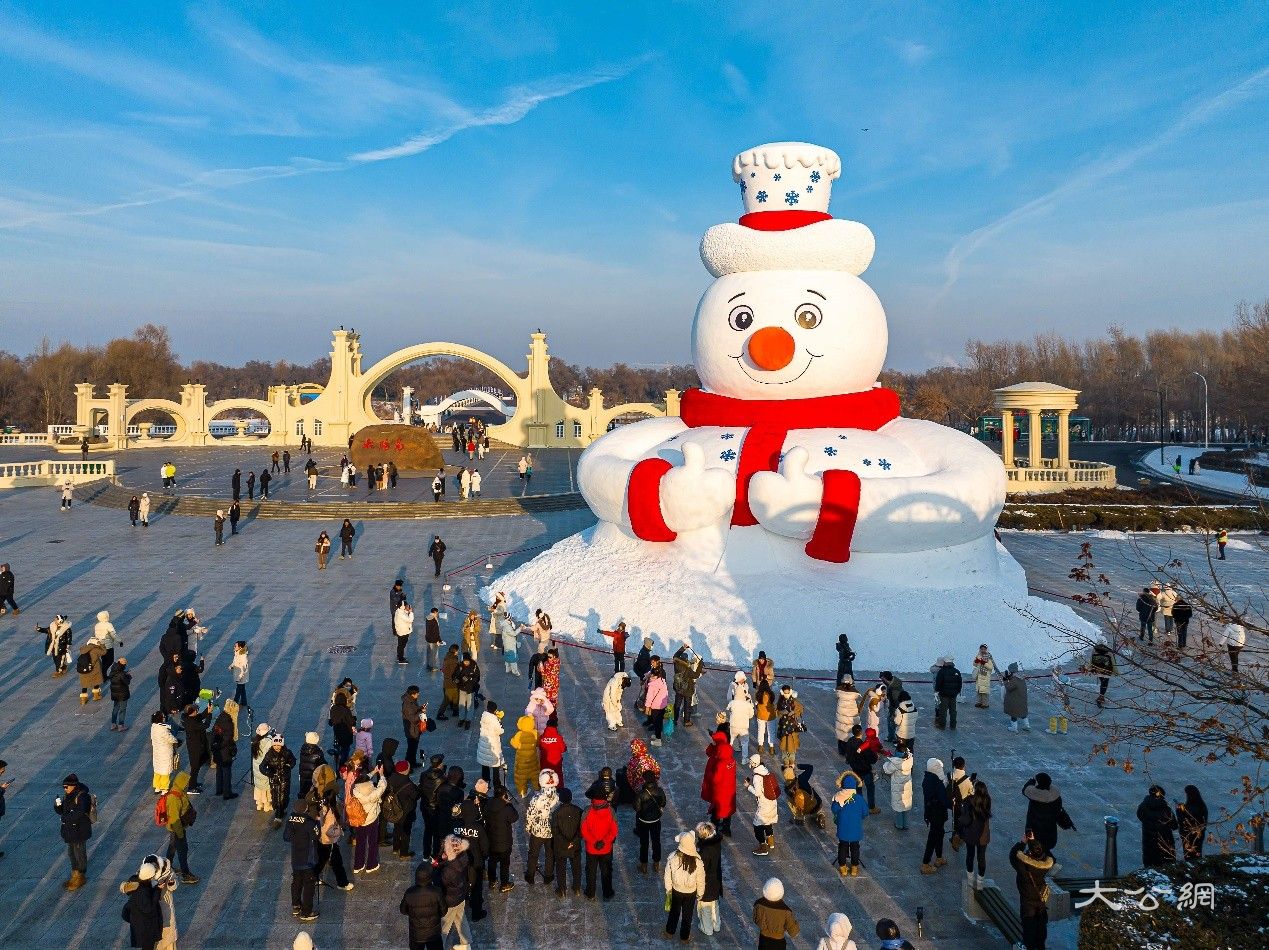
xmin=700 ymin=142 xmax=875 ymax=278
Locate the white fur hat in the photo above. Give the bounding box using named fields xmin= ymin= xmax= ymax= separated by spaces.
xmin=762 ymin=877 xmax=785 ymax=901
xmin=539 ymin=769 xmax=559 ymax=788
xmin=305 ymin=732 xmax=320 ymax=745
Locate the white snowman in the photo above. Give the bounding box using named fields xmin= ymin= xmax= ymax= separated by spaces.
xmin=578 ymin=141 xmax=1007 ymax=570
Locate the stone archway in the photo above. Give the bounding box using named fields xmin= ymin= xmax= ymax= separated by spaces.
xmin=125 ymin=399 xmax=189 ymax=443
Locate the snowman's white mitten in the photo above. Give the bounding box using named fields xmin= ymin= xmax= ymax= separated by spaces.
xmin=660 ymin=442 xmax=735 ymax=532
xmin=748 ymin=446 xmax=824 ymax=540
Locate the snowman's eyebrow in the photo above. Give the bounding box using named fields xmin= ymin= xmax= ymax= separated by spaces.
xmin=727 ymin=292 xmax=746 ymax=302
xmin=806 ymin=289 xmax=826 ymax=299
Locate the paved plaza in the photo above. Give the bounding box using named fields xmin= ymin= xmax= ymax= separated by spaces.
xmin=0 ymin=479 xmax=1263 ymax=948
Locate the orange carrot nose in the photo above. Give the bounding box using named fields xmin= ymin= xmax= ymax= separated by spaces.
xmin=746 ymin=326 xmax=796 ymax=371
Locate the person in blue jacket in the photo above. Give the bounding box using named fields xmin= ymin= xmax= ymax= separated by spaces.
xmin=831 ymin=769 xmax=868 ymax=878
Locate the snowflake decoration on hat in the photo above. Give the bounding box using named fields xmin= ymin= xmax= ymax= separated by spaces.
xmin=720 ymin=449 xmax=737 ymax=462
xmin=740 ymin=181 xmax=747 ymax=193
xmin=823 ymin=445 xmax=838 ymax=457
xmin=773 ymin=173 xmax=782 ymax=181
xmin=755 ymin=190 xmax=768 ymax=203
xmin=720 ymin=432 xmax=735 ymax=440
xmin=862 ymin=458 xmax=872 ymax=467
xmin=805 ymin=184 xmax=814 ymax=193
xmin=878 ymin=459 xmax=892 ymax=470
xmin=810 ymin=170 xmax=821 ymax=183
xmin=784 ymin=191 xmax=799 ymax=205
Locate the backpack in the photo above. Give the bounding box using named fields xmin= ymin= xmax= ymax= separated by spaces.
xmin=154 ymin=792 xmax=172 ymax=826
xmin=76 ymin=652 xmax=94 ymax=675
xmin=762 ymin=772 xmax=779 ymax=801
xmin=319 ymin=806 xmax=342 ymax=845
xmin=88 ymin=793 xmax=99 ymax=824
xmin=345 ymin=792 xmax=368 ymax=827
xmin=382 ymin=788 xmax=404 ymax=824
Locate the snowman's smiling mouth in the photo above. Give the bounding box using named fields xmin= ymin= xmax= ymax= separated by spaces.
xmin=731 ymin=350 xmax=822 ymax=384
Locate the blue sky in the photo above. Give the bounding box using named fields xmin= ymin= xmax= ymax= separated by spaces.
xmin=2 ymin=1 xmax=1266 ymax=372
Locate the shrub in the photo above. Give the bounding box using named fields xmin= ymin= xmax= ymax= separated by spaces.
xmin=998 ymin=505 xmax=1267 ymax=532
xmin=1079 ymin=854 xmax=1269 ymax=950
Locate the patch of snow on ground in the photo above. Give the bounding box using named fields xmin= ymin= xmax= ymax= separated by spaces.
xmin=1139 ymin=447 xmax=1265 ymax=499
xmin=484 ymin=523 xmax=1098 ymax=672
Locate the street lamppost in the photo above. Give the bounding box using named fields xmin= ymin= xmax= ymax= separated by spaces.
xmin=1192 ymin=371 xmax=1209 ymax=449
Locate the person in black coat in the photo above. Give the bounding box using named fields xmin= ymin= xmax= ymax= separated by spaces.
xmin=329 ymin=693 xmax=355 ymax=768
xmin=390 ymin=580 xmax=406 ymax=624
xmin=181 ymin=704 xmax=211 ymax=793
xmin=386 ymin=761 xmax=420 ymax=858
xmin=284 ymin=798 xmax=321 ymax=921
xmin=417 ymin=754 xmax=447 ymax=858
xmin=231 ymin=469 xmax=241 ymax=501
xmin=259 ymin=469 xmax=271 ymax=500
xmin=633 ymin=771 xmax=667 ymax=872
xmin=1176 ymin=784 xmax=1208 ymax=860
xmin=56 ymin=773 xmax=93 ymax=888
xmin=158 ymin=660 xmax=187 ymax=723
xmin=921 ymin=758 xmax=951 ymax=872
xmin=159 ymin=615 xmax=188 ymax=664
xmin=632 ymin=640 xmax=653 ymax=683
xmin=551 ymin=787 xmax=584 ymax=897
xmin=228 ymin=501 xmax=241 ymax=535
xmin=338 ymin=519 xmax=355 ymax=558
xmin=1137 ymin=785 xmax=1179 ymax=867
xmin=835 ymin=634 xmax=856 ymax=685
xmin=246 ymin=470 xmax=255 ymax=499
xmin=400 ymin=864 xmax=445 ymax=950
xmin=452 ymin=788 xmax=489 ymax=920
xmin=259 ymin=735 xmax=297 ymax=824
xmin=585 ymin=767 xmax=618 ymax=806
xmin=1022 ymin=773 xmax=1065 ymax=854
xmin=210 ymin=709 xmax=238 ymax=800
xmin=484 ymin=785 xmax=519 ymax=890
xmin=695 ymin=820 xmax=724 ymax=936
xmin=428 ymin=535 xmax=446 ymax=577
xmin=108 ymin=658 xmax=132 ymax=731
xmin=1172 ymin=597 xmax=1194 ymax=650
xmin=1009 ymin=836 xmax=1055 ymax=950
xmin=120 ymin=865 xmax=164 ymax=950
xmin=297 ymin=733 xmax=327 ymax=799
xmin=933 ymin=658 xmax=963 ymax=729
xmin=433 ymin=835 xmax=471 ymax=946
xmin=435 ymin=767 xmax=466 ymax=843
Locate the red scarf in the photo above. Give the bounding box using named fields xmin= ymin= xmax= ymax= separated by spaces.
xmin=627 ymin=387 xmax=900 ymax=563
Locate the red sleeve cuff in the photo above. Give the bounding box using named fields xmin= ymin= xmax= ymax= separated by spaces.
xmin=627 ymin=458 xmax=676 ymax=542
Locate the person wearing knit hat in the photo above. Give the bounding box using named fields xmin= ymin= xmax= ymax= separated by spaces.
xmin=753 ymin=877 xmax=800 ymax=947
xmin=121 ymin=860 xmax=164 ymax=949
xmin=355 ymin=718 xmax=374 ymax=758
xmin=298 ymin=732 xmax=327 ymax=799
xmin=524 ymin=768 xmax=560 ymax=884
xmin=293 ymin=932 xmax=315 ymax=950
xmin=260 ymin=733 xmax=297 ymax=826
xmin=663 ymin=831 xmax=706 ymax=941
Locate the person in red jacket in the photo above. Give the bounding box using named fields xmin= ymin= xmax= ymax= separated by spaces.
xmin=701 ymin=730 xmax=737 ymax=837
xmin=600 ymin=622 xmax=629 ymax=674
xmin=538 ymin=720 xmax=567 ymax=786
xmin=581 ymin=796 xmax=618 ymax=900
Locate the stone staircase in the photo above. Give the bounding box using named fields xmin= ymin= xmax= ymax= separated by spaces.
xmin=77 ymin=481 xmax=587 ymax=521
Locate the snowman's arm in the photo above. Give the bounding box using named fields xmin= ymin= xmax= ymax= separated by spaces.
xmin=853 ymin=419 xmax=1006 ymax=553
xmin=576 ymin=418 xmax=688 ymax=526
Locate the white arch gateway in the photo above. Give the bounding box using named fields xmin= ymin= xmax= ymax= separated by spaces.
xmin=72 ymin=329 xmax=681 ymax=450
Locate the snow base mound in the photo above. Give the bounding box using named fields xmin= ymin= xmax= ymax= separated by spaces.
xmin=483 ymin=523 xmax=1098 ymax=672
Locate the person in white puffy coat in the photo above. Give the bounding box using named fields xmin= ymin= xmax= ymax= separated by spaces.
xmin=602 ymin=672 xmax=630 ymax=731
xmin=880 ymin=749 xmax=914 ymax=829
xmin=816 ymin=912 xmax=858 ymax=950
xmin=476 ymin=701 xmax=506 ymax=785
xmin=94 ymin=610 xmax=122 ymax=675
xmin=727 ymin=689 xmax=755 ymax=761
xmin=893 ymin=693 xmax=918 ymax=753
xmin=150 ymin=711 xmax=180 ymax=793
xmin=834 ymin=677 xmax=862 ymax=755
xmin=748 ymin=759 xmax=780 ymax=855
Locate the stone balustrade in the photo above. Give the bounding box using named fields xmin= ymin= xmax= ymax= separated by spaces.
xmin=0 ymin=459 xmax=116 ymax=488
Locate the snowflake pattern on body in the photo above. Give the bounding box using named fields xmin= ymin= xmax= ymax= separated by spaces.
xmin=837 ymin=434 xmax=848 ymax=440
xmin=756 ymin=190 xmax=768 ymax=203
xmin=810 ymin=170 xmax=821 ymax=183
xmin=750 ymin=172 xmax=757 ymax=178
xmin=784 ymin=191 xmax=800 ymax=205
xmin=805 ymin=184 xmax=814 ymax=193
xmin=719 ymin=448 xmax=737 ymax=462
xmin=720 ymin=432 xmax=735 ymax=440
xmin=862 ymin=458 xmax=872 ymax=467
xmin=878 ymin=459 xmax=892 ymax=470
xmin=823 ymin=445 xmax=838 ymax=457
xmin=740 ymin=181 xmax=747 ymax=193
xmin=773 ymin=173 xmax=782 ymax=181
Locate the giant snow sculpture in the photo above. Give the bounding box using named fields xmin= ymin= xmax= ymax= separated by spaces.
xmin=488 ymin=143 xmax=1093 ymax=669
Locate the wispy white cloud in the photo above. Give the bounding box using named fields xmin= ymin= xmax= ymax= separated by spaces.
xmin=349 ymin=55 xmax=654 ymax=163
xmin=0 ymin=56 xmax=653 ymax=230
xmin=0 ymin=9 xmax=237 ymax=110
xmin=721 ymin=62 xmax=752 ymax=101
xmin=936 ymin=66 xmax=1269 ymax=299
xmin=896 ymin=40 xmax=931 ymax=65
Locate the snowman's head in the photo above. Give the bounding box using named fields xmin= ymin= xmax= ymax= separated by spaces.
xmin=692 ymin=269 xmax=887 ymax=399
xmin=693 ymin=142 xmax=886 ymax=399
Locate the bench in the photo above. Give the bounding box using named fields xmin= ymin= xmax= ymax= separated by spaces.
xmin=974 ymin=885 xmax=1025 ymax=944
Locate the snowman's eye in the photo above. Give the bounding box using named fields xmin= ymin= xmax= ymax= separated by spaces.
xmin=795 ymin=303 xmax=823 ymax=329
xmin=728 ymin=305 xmax=754 ymax=331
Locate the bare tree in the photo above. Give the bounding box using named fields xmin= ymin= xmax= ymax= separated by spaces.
xmin=1030 ymin=536 xmax=1268 ymax=847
